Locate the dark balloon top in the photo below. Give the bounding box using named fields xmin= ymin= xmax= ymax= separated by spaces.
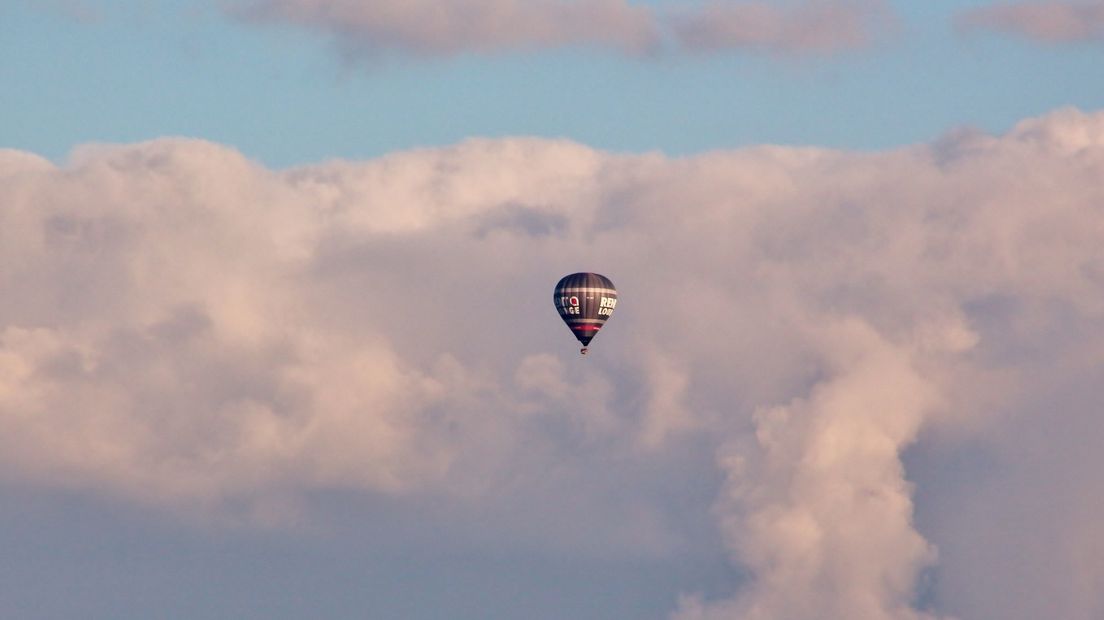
xmin=553 ymin=272 xmax=618 ymax=347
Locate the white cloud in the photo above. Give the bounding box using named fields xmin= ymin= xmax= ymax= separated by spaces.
xmin=676 ymin=320 xmax=946 ymax=620
xmin=3 ymin=108 xmax=1104 ymax=617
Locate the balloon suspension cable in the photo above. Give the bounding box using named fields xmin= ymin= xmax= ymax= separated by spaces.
xmin=580 ymin=347 xmax=588 ymax=355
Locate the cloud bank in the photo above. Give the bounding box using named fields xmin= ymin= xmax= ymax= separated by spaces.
xmin=957 ymin=1 xmax=1104 ymax=43
xmin=3 ymin=108 xmax=1104 ymax=618
xmin=230 ymin=0 xmax=893 ymax=57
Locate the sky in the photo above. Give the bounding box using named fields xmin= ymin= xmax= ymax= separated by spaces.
xmin=3 ymin=0 xmax=1104 ymax=166
xmin=2 ymin=1 xmax=1104 ymax=619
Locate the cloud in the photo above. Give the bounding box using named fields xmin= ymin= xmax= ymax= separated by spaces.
xmin=668 ymin=0 xmax=895 ymax=54
xmin=231 ymin=0 xmax=662 ymax=57
xmin=675 ymin=320 xmax=945 ymax=620
xmin=4 ymin=108 xmax=1104 ymax=617
xmin=957 ymin=1 xmax=1104 ymax=43
xmin=227 ymin=0 xmax=895 ymax=58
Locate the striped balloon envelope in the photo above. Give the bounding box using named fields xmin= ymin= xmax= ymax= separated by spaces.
xmin=553 ymin=272 xmax=618 ymax=355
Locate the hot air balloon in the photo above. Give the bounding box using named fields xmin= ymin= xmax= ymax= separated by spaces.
xmin=553 ymin=272 xmax=617 ymax=355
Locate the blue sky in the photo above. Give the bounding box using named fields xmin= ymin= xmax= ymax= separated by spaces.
xmin=4 ymin=0 xmax=1103 ymax=167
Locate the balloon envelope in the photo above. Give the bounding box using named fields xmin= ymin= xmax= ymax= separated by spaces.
xmin=553 ymin=272 xmax=617 ymax=349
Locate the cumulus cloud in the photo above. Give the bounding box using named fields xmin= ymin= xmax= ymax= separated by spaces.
xmin=957 ymin=1 xmax=1104 ymax=43
xmin=4 ymin=108 xmax=1104 ymax=617
xmin=676 ymin=320 xmax=946 ymax=620
xmin=228 ymin=0 xmax=894 ymax=58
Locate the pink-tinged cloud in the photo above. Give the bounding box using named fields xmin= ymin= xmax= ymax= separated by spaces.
xmin=957 ymin=1 xmax=1104 ymax=43
xmin=228 ymin=0 xmax=896 ymax=58
xmin=233 ymin=0 xmax=662 ymax=56
xmin=4 ymin=108 xmax=1104 ymax=617
xmin=668 ymin=0 xmax=895 ymax=54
